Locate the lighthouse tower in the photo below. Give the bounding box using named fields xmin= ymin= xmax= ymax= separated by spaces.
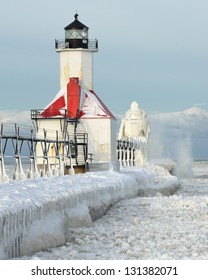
xmin=55 ymin=13 xmax=98 ymax=91
xmin=31 ymin=14 xmax=117 ymax=174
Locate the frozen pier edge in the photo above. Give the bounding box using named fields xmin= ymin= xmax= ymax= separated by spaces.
xmin=0 ymin=163 xmax=179 ymax=259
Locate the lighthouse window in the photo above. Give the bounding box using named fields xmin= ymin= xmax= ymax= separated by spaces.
xmin=65 ymin=29 xmax=84 ymax=39
xmin=82 ymin=28 xmax=88 ymax=38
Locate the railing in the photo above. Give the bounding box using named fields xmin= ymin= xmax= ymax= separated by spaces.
xmin=117 ymin=138 xmax=148 ymax=167
xmin=0 ymin=123 xmax=89 ymax=182
xmin=31 ymin=109 xmax=67 ymax=119
xmin=55 ymin=39 xmax=98 ymax=51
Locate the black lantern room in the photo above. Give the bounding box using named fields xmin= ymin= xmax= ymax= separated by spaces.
xmin=64 ymin=14 xmax=89 ymax=49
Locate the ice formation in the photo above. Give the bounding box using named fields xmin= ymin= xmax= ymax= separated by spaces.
xmin=0 ymin=163 xmax=178 ymax=259
xmin=0 ymin=157 xmax=9 ymax=183
xmin=118 ymin=101 xmax=150 ymax=166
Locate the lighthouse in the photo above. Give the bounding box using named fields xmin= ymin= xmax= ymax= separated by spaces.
xmin=31 ymin=14 xmax=117 ymax=174
xmin=55 ymin=13 xmax=98 ymax=91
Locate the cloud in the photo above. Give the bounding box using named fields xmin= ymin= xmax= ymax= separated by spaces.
xmin=0 ymin=110 xmax=31 ymax=125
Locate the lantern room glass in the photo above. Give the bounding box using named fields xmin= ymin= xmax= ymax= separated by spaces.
xmin=65 ymin=29 xmax=88 ymax=40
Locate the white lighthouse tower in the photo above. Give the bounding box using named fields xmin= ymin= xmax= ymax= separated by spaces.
xmin=55 ymin=13 xmax=98 ymax=91
xmin=31 ymin=14 xmax=118 ymax=174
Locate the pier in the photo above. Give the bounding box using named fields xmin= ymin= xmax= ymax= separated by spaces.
xmin=0 ymin=123 xmax=88 ymax=182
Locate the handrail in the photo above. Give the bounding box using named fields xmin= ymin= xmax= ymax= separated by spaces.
xmin=31 ymin=109 xmax=67 ymax=119
xmin=55 ymin=39 xmax=98 ymax=51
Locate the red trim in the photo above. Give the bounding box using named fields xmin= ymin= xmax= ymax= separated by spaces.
xmin=90 ymin=90 xmax=116 ymax=119
xmin=66 ymin=78 xmax=80 ymax=118
xmin=41 ymin=95 xmax=65 ymax=118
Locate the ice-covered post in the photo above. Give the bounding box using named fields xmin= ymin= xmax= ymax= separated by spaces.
xmin=54 ymin=130 xmax=65 ymax=176
xmin=13 ymin=124 xmax=25 ymax=180
xmin=27 ymin=128 xmax=40 ymax=178
xmin=0 ymin=124 xmax=9 ymax=183
xmin=130 ymin=139 xmax=134 ymax=166
xmin=117 ymin=140 xmax=123 ymax=168
xmin=40 ymin=129 xmax=52 ymax=177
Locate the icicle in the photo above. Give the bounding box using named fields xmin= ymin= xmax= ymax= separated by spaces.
xmin=27 ymin=158 xmax=40 ymax=178
xmin=13 ymin=157 xmax=25 ymax=180
xmin=52 ymin=150 xmax=58 ymax=176
xmin=0 ymin=156 xmax=9 ymax=183
xmin=69 ymin=166 xmax=75 ymax=175
xmin=69 ymin=154 xmax=75 ymax=175
xmin=122 ymin=142 xmax=127 ymax=167
xmin=46 ymin=159 xmax=52 ymax=177
xmin=52 ymin=168 xmax=59 ymax=176
xmin=118 ymin=147 xmax=123 ymax=169
xmin=58 ymin=156 xmax=65 ymax=176
xmin=126 ymin=140 xmax=130 ymax=166
xmin=0 ymin=124 xmax=9 ymax=183
xmin=40 ymin=169 xmax=45 ymax=177
xmin=33 ymin=157 xmax=40 ymax=178
xmin=27 ymin=158 xmax=34 ymax=178
xmin=18 ymin=157 xmax=25 ymax=180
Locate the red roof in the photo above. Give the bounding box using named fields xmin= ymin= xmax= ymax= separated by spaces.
xmin=41 ymin=78 xmax=116 ymax=120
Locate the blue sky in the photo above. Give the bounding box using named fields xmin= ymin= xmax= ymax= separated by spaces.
xmin=0 ymin=0 xmax=207 ymax=115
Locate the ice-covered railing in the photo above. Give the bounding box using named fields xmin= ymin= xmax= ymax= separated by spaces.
xmin=117 ymin=137 xmax=148 ymax=167
xmin=117 ymin=101 xmax=150 ymax=167
xmin=0 ymin=123 xmax=87 ymax=183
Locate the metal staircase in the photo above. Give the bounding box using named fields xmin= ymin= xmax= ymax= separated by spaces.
xmin=64 ymin=117 xmax=88 ymax=169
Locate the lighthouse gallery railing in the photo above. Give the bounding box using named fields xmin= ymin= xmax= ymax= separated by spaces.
xmin=55 ymin=39 xmax=98 ymax=51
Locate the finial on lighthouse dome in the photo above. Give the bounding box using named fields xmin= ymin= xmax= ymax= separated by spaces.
xmin=74 ymin=13 xmax=78 ymax=20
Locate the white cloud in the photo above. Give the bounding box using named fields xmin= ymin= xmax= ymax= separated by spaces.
xmin=0 ymin=110 xmax=31 ymax=125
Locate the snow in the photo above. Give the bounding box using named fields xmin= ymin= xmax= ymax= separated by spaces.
xmin=0 ymin=162 xmax=179 ymax=259
xmin=20 ymin=162 xmax=208 ymax=260
xmin=1 ymin=160 xmax=208 ymax=260
xmin=34 ymin=194 xmax=208 ymax=260
xmin=1 ymin=106 xmax=208 ymax=260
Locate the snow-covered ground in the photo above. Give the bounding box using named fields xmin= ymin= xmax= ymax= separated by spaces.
xmin=0 ymin=162 xmax=178 ymax=259
xmin=1 ymin=160 xmax=208 ymax=260
xmin=17 ymin=161 xmax=208 ymax=260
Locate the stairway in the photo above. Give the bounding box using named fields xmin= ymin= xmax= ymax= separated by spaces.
xmin=65 ymin=120 xmax=88 ymax=168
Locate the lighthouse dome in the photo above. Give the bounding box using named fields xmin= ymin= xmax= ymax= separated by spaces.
xmin=64 ymin=14 xmax=89 ymax=49
xmin=65 ymin=13 xmax=89 ymax=30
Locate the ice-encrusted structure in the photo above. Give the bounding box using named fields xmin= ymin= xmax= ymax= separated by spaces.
xmin=118 ymin=101 xmax=150 ymax=166
xmin=0 ymin=164 xmax=178 ymax=259
xmin=0 ymin=157 xmax=9 ymax=183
